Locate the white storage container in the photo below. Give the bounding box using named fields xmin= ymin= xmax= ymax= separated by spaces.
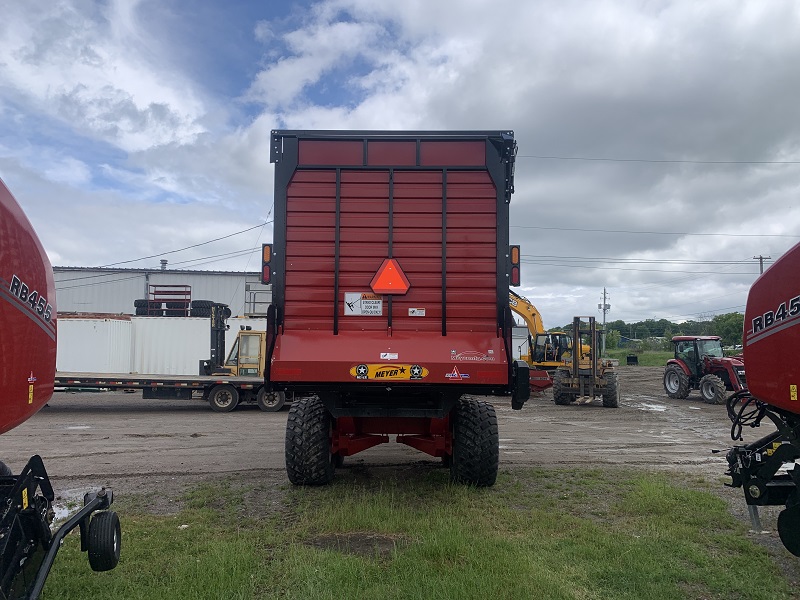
xmin=56 ymin=317 xmax=132 ymax=373
xmin=131 ymin=317 xmax=209 ymax=375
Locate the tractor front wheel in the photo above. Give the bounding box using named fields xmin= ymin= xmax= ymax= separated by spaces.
xmin=450 ymin=397 xmax=499 ymax=487
xmin=663 ymin=364 xmax=690 ymax=399
xmin=285 ymin=396 xmax=335 ymax=485
xmin=699 ymin=374 xmax=727 ymax=405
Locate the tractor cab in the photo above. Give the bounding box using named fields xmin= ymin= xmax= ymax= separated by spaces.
xmin=674 ymin=337 xmax=724 ymax=378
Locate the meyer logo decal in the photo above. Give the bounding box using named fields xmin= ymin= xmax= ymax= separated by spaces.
xmin=350 ymin=364 xmax=429 ymax=381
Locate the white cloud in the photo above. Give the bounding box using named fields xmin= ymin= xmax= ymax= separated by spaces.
xmin=0 ymin=0 xmax=206 ymax=152
xmin=2 ymin=0 xmax=800 ymax=329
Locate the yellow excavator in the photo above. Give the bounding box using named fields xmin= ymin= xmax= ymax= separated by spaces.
xmin=509 ymin=290 xmax=575 ymax=371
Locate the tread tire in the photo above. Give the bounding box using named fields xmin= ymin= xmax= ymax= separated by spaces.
xmin=664 ymin=364 xmax=690 ymax=399
xmin=449 ymin=397 xmax=499 ymax=487
xmin=552 ymin=370 xmax=572 ymax=405
xmin=700 ymin=373 xmax=727 ymax=405
xmin=88 ymin=511 xmax=121 ymax=572
xmin=602 ymin=371 xmax=620 ymax=408
xmin=133 ymin=299 xmax=148 ymax=308
xmin=285 ymin=396 xmax=335 ymax=485
xmin=191 ymin=300 xmax=214 ymax=309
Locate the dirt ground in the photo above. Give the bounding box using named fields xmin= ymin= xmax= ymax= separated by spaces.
xmin=1 ymin=365 xmax=797 ymax=579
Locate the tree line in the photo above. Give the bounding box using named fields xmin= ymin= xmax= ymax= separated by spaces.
xmin=554 ymin=312 xmax=745 ymax=351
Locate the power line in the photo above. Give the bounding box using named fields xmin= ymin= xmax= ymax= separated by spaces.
xmin=524 ymin=254 xmax=766 ymax=265
xmin=518 ymin=154 xmax=800 ymax=165
xmin=95 ymin=221 xmax=271 ymax=268
xmin=521 ymin=259 xmax=758 ymax=275
xmin=512 ymin=224 xmax=797 ymax=238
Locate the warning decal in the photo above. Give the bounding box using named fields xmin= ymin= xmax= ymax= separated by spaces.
xmin=344 ymin=292 xmax=383 ymax=316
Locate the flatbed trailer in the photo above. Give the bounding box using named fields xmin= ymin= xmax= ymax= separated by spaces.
xmin=54 ymin=372 xmax=268 ymax=412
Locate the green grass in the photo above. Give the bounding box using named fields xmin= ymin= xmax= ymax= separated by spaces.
xmin=41 ymin=468 xmax=794 ymax=600
xmin=605 ymin=350 xmax=673 ymax=366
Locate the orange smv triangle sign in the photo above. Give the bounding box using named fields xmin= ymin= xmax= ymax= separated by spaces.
xmin=370 ymin=258 xmax=410 ymax=295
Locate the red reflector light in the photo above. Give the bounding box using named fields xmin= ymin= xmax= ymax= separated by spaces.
xmin=261 ymin=265 xmax=271 ymax=284
xmin=510 ymin=266 xmax=520 ymax=286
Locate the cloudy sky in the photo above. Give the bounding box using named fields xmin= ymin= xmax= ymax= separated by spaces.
xmin=2 ymin=0 xmax=799 ymax=329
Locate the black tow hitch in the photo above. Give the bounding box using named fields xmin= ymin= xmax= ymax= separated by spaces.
xmin=0 ymin=455 xmax=121 ymax=599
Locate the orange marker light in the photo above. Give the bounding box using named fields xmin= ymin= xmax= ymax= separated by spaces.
xmin=261 ymin=244 xmax=273 ymax=285
xmin=509 ymin=245 xmax=521 ymax=287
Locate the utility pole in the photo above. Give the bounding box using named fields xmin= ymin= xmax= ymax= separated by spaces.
xmin=598 ymin=288 xmax=611 ymax=357
xmin=753 ymin=255 xmax=771 ymax=274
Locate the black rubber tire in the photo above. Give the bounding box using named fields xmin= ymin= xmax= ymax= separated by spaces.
xmin=165 ymin=302 xmax=189 ymax=310
xmin=208 ymin=384 xmax=239 ymax=412
xmin=449 ymin=397 xmax=499 ymax=487
xmin=257 ymin=389 xmax=285 ymax=412
xmin=285 ymin=396 xmax=335 ymax=485
xmin=602 ymin=371 xmax=620 ymax=408
xmin=663 ymin=364 xmax=690 ymax=399
xmin=88 ymin=511 xmax=121 ymax=572
xmin=190 ymin=308 xmax=212 ymax=318
xmin=333 ymin=453 xmax=345 ymax=469
xmin=164 ymin=309 xmax=187 ymax=317
xmin=191 ymin=300 xmax=214 ymax=309
xmin=552 ymin=370 xmax=572 ymax=405
xmin=134 ymin=307 xmax=148 ymax=316
xmin=0 ymin=461 xmax=12 ymax=476
xmin=133 ymin=299 xmax=148 ymax=308
xmin=699 ymin=374 xmax=727 ymax=405
xmin=778 ymin=504 xmax=800 ymax=557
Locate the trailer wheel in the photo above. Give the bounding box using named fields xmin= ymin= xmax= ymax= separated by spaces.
xmin=285 ymin=396 xmax=334 ymax=485
xmin=87 ymin=511 xmax=121 ymax=572
xmin=450 ymin=397 xmax=499 ymax=487
xmin=552 ymin=371 xmax=571 ymax=405
xmin=664 ymin=364 xmax=689 ymax=399
xmin=602 ymin=372 xmax=619 ymax=408
xmin=257 ymin=389 xmax=285 ymax=412
xmin=208 ymin=384 xmax=239 ymax=412
xmin=699 ymin=374 xmax=726 ymax=405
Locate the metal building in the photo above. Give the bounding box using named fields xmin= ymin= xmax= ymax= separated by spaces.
xmin=54 ymin=266 xmax=270 ymax=317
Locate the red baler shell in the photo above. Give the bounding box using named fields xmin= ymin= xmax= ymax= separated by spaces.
xmin=744 ymin=240 xmax=800 ymax=415
xmin=0 ymin=178 xmax=57 ymax=434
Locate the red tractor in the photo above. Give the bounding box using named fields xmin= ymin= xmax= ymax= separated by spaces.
xmin=663 ymin=336 xmax=745 ymax=404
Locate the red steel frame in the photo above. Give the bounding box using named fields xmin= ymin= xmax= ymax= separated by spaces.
xmin=332 ymin=415 xmax=452 ymax=458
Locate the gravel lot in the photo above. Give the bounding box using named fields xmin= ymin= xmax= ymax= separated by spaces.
xmin=0 ymin=366 xmax=743 ymax=484
xmin=0 ymin=364 xmax=795 ymax=570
